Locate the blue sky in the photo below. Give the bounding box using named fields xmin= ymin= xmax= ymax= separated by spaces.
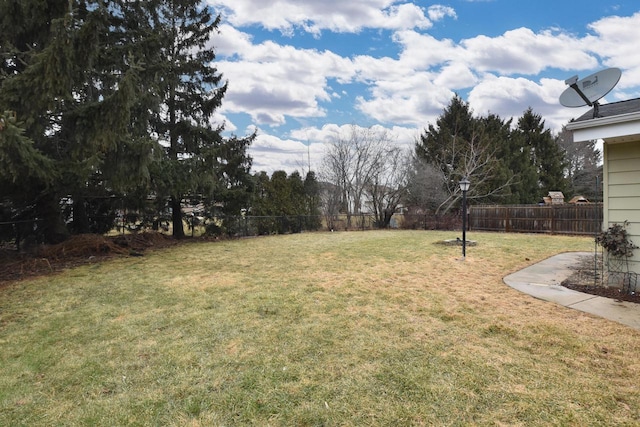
xmin=206 ymin=0 xmax=640 ymax=173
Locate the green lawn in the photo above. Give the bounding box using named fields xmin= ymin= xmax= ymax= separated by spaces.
xmin=1 ymin=230 xmax=638 ymax=426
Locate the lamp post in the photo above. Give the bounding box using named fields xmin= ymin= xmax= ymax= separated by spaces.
xmin=459 ymin=177 xmax=470 ymax=259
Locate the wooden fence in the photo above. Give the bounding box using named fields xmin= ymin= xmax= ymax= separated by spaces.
xmin=470 ymin=204 xmax=603 ymax=235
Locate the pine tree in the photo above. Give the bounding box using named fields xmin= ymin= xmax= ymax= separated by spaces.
xmin=414 ymin=96 xmax=511 ymax=213
xmin=482 ymin=114 xmax=538 ymax=204
xmin=0 ymin=1 xmax=159 ymax=240
xmin=2 ymin=1 xmax=98 ymax=240
xmin=415 ymin=95 xmax=476 ymax=174
xmin=210 ymin=135 xmax=254 ymax=217
xmin=516 ymin=108 xmax=569 ymax=201
xmin=0 ymin=111 xmax=54 ymax=189
xmin=556 ymin=126 xmax=602 ymax=200
xmin=303 ymin=171 xmax=322 ymax=229
xmin=1 ymin=0 xmax=253 ymax=241
xmin=139 ymin=0 xmax=253 ymax=238
xmin=251 ymin=171 xmax=272 ymax=216
xmin=269 ymin=171 xmax=292 ymax=216
xmin=288 ymin=171 xmax=306 ymax=215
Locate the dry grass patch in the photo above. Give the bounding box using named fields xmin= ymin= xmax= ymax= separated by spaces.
xmin=1 ymin=230 xmax=639 ymax=426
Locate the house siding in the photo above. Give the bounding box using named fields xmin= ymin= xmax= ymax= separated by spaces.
xmin=605 ymin=141 xmax=640 ymax=275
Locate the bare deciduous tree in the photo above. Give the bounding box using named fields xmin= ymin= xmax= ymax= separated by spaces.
xmin=320 ymin=125 xmax=408 ymax=227
xmin=405 ymin=155 xmax=448 ymax=213
xmin=419 ymin=129 xmax=513 ymax=215
xmin=369 ymin=147 xmax=409 ymax=227
xmin=415 ymin=97 xmax=516 ymax=214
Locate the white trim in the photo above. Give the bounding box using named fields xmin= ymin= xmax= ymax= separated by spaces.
xmin=568 ymin=117 xmax=640 ymax=143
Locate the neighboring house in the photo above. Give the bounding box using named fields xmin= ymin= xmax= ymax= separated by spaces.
xmin=566 ymin=98 xmax=640 ymax=279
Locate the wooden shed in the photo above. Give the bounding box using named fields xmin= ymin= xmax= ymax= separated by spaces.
xmin=545 ymin=191 xmax=565 ymax=205
xmin=568 ymin=195 xmax=589 ymax=204
xmin=566 ymin=98 xmax=640 ymax=281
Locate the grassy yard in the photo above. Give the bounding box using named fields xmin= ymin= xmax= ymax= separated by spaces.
xmin=1 ymin=230 xmax=639 ymax=426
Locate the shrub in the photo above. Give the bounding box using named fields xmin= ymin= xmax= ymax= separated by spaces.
xmin=596 ymin=221 xmax=638 ymax=258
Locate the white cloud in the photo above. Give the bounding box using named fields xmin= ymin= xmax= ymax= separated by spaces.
xmin=249 ymin=124 xmax=418 ymax=174
xmin=427 ymin=5 xmax=457 ymax=22
xmin=212 ymin=2 xmax=612 ymax=134
xmin=356 ymin=72 xmax=454 ymax=126
xmin=290 ymin=123 xmax=416 ymax=148
xmin=212 ymin=111 xmax=236 ymax=132
xmin=290 ymin=123 xmax=344 ymax=145
xmin=212 ymin=24 xmax=254 ymax=58
xmin=583 ymin=12 xmax=640 ymax=88
xmin=461 ymin=28 xmax=597 ymax=75
xmin=393 ymin=30 xmax=463 ymax=69
xmin=208 ymin=0 xmax=435 ymax=35
xmin=249 ymin=132 xmax=325 ymax=174
xmin=467 ymin=75 xmax=589 ymax=131
xmin=208 ymin=2 xmax=640 ymax=173
xmin=216 ymin=28 xmax=356 ymax=126
xmin=433 ymin=63 xmax=477 ymax=89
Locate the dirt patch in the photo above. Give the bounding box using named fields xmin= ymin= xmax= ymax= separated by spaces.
xmin=0 ymin=232 xmax=185 ymax=285
xmin=561 ymin=253 xmax=640 ymax=304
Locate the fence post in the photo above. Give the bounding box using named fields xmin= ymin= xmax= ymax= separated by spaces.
xmin=505 ymin=207 xmax=510 ymax=233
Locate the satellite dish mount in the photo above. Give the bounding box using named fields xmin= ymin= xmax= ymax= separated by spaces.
xmin=559 ymin=68 xmax=621 ymax=119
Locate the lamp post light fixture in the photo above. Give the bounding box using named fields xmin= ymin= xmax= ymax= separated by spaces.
xmin=459 ymin=177 xmax=470 ymax=259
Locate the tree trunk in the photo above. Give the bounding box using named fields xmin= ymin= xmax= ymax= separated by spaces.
xmin=72 ymin=197 xmax=91 ymax=234
xmin=171 ymin=196 xmax=184 ymax=238
xmin=36 ymin=193 xmax=69 ymax=244
xmin=382 ymin=209 xmax=394 ymax=228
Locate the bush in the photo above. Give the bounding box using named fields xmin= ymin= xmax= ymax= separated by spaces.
xmin=596 ymin=221 xmax=638 ymax=258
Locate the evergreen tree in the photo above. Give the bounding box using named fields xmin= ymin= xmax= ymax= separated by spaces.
xmin=288 ymin=171 xmax=306 ymax=216
xmin=478 ymin=114 xmax=515 ymax=203
xmin=1 ymin=0 xmax=253 ymax=242
xmin=303 ymin=171 xmax=322 ymax=229
xmin=211 ymin=135 xmax=254 ymax=217
xmin=482 ymin=114 xmax=538 ymax=204
xmin=415 ymin=95 xmax=476 ymax=174
xmin=269 ymin=171 xmax=292 ymax=216
xmin=251 ymin=171 xmax=272 ymax=216
xmin=141 ymin=0 xmax=253 ymax=238
xmin=1 ymin=0 xmax=67 ymax=241
xmin=516 ymin=108 xmax=569 ymax=201
xmin=0 ymin=0 xmax=146 ymax=241
xmin=58 ymin=4 xmax=151 ymax=234
xmin=415 ymin=96 xmax=512 ymax=213
xmin=556 ymin=126 xmax=602 ymax=200
xmin=248 ymin=170 xmax=321 ymax=233
xmin=0 ymin=111 xmax=54 ymax=192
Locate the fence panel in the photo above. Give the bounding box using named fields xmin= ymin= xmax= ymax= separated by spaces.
xmin=470 ymin=204 xmax=603 ymax=235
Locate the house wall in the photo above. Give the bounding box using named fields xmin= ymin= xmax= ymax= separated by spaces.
xmin=604 ymin=140 xmax=640 ymax=277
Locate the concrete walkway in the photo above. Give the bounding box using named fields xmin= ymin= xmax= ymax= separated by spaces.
xmin=503 ymin=252 xmax=640 ymax=330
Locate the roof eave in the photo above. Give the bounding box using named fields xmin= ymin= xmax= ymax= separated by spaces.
xmin=566 ymin=111 xmax=640 ymax=131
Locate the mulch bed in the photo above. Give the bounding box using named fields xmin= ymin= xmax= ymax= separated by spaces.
xmin=0 ymin=232 xmax=185 ymax=286
xmin=560 ymin=253 xmax=640 ymax=304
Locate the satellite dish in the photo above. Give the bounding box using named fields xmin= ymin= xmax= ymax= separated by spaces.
xmin=560 ymin=67 xmax=621 ymax=117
